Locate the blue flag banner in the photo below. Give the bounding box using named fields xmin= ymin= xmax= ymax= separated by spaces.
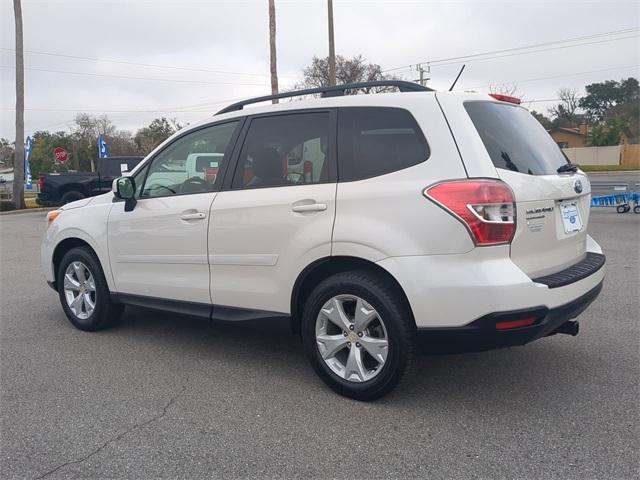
xmin=25 ymin=136 xmax=33 ymax=189
xmin=98 ymin=135 xmax=110 ymax=159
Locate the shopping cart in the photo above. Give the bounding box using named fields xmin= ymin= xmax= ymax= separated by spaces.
xmin=590 ymin=185 xmax=640 ymax=214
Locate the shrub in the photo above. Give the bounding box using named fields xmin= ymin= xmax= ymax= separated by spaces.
xmin=0 ymin=201 xmax=16 ymax=211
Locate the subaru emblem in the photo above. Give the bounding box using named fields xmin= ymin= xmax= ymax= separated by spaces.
xmin=574 ymin=179 xmax=583 ymax=194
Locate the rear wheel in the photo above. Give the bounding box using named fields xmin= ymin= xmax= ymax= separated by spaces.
xmin=56 ymin=247 xmax=123 ymax=331
xmin=616 ymin=204 xmax=628 ymax=214
xmin=634 ymin=205 xmax=640 ymax=214
xmin=61 ymin=190 xmax=84 ymax=205
xmin=301 ymin=271 xmax=415 ymax=401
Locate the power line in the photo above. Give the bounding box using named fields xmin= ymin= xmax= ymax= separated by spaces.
xmin=430 ymin=35 xmax=640 ymax=68
xmin=0 ymin=47 xmax=299 ymax=79
xmin=0 ymin=65 xmax=272 ymax=86
xmin=464 ymin=64 xmax=640 ymax=90
xmin=383 ymin=27 xmax=640 ymax=72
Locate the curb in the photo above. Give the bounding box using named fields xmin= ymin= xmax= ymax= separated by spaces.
xmin=0 ymin=207 xmax=57 ymax=216
xmin=586 ymin=171 xmax=640 ymax=175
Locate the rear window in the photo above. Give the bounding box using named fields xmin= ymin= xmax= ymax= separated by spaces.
xmin=464 ymin=101 xmax=569 ymax=175
xmin=338 ymin=107 xmax=429 ymax=181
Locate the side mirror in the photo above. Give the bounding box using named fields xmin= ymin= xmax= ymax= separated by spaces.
xmin=113 ymin=176 xmax=137 ymax=211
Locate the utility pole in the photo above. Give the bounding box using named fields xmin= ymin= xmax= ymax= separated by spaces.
xmin=268 ymin=0 xmax=279 ymax=103
xmin=414 ymin=63 xmax=430 ymax=87
xmin=327 ymin=0 xmax=336 ymax=86
xmin=13 ymin=0 xmax=25 ymax=209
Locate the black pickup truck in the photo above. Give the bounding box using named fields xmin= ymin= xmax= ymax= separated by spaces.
xmin=37 ymin=156 xmax=143 ymax=205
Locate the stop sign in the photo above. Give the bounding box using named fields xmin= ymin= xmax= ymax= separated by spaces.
xmin=53 ymin=147 xmax=68 ymax=164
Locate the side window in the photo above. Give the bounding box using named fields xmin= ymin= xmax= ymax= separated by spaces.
xmin=233 ymin=112 xmax=331 ymax=189
xmin=140 ymin=121 xmax=239 ymax=198
xmin=132 ymin=163 xmax=149 ymax=198
xmin=337 ymin=107 xmax=429 ymax=181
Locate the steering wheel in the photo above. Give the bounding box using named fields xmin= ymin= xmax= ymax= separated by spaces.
xmin=179 ymin=176 xmax=208 ymax=193
xmin=286 ymin=172 xmax=306 ymax=185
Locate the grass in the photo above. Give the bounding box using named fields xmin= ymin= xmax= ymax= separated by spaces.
xmin=579 ymin=164 xmax=640 ymax=172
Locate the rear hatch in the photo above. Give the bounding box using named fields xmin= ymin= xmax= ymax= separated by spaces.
xmin=437 ymin=93 xmax=591 ymax=278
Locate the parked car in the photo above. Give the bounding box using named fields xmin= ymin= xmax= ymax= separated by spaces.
xmin=36 ymin=156 xmax=143 ymax=205
xmin=41 ymin=81 xmax=605 ymax=400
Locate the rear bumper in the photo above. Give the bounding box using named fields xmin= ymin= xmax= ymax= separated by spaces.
xmin=415 ymin=281 xmax=602 ymax=353
xmin=377 ymin=235 xmax=605 ymax=330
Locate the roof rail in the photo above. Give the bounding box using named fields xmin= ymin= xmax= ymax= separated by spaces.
xmin=215 ymin=80 xmax=433 ymax=115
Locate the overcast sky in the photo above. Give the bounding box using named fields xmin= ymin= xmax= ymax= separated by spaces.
xmin=1 ymin=0 xmax=639 ymax=140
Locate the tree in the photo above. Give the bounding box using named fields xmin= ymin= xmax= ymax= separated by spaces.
xmin=300 ymin=55 xmax=392 ymax=92
xmin=0 ymin=138 xmax=15 ymax=168
xmin=72 ymin=113 xmax=117 ymax=171
xmin=13 ymin=0 xmax=25 ymax=209
xmin=548 ymin=88 xmax=581 ymax=127
xmin=28 ymin=130 xmax=75 ymax=175
xmin=589 ymin=117 xmax=626 ymax=146
xmin=268 ymin=0 xmax=278 ymax=102
xmin=530 ymin=110 xmax=553 ymax=130
xmin=134 ymin=117 xmax=182 ymax=155
xmin=105 ymin=130 xmax=138 ymax=156
xmin=579 ymin=77 xmax=639 ymax=122
xmin=489 ymin=83 xmax=519 ymax=97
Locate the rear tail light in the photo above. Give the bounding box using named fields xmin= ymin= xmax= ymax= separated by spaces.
xmin=38 ymin=174 xmax=45 ymax=190
xmin=489 ymin=93 xmax=521 ymax=105
xmin=424 ymin=179 xmax=516 ymax=246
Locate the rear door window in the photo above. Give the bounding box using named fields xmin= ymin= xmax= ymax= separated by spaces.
xmin=337 ymin=107 xmax=429 ymax=181
xmin=464 ymin=101 xmax=569 ymax=175
xmin=232 ymin=112 xmax=331 ymax=189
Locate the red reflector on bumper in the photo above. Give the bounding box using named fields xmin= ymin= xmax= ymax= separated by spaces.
xmin=495 ymin=318 xmax=536 ymax=330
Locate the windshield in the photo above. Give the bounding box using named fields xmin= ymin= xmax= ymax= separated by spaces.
xmin=464 ymin=101 xmax=569 ymax=175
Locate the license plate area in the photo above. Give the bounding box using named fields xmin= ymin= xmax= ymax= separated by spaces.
xmin=560 ymin=201 xmax=583 ymax=233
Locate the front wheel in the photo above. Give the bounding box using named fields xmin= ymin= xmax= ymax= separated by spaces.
xmin=301 ymin=271 xmax=415 ymax=401
xmin=56 ymin=247 xmax=123 ymax=331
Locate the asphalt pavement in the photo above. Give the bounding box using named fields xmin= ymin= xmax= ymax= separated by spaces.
xmin=588 ymin=171 xmax=640 ymax=192
xmin=1 ymin=208 xmax=638 ymax=479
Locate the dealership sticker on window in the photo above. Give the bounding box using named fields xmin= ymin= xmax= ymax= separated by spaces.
xmin=560 ymin=202 xmax=582 ymax=233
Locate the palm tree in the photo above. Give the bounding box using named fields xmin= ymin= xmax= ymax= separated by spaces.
xmin=268 ymin=0 xmax=279 ymax=103
xmin=13 ymin=0 xmax=25 ymax=209
xmin=327 ymin=0 xmax=336 ymax=86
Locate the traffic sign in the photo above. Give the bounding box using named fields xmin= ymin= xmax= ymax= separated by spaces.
xmin=54 ymin=147 xmax=68 ymax=164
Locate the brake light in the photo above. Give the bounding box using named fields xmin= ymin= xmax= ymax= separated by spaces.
xmin=489 ymin=93 xmax=521 ymax=105
xmin=495 ymin=317 xmax=536 ymax=330
xmin=38 ymin=174 xmax=45 ymax=190
xmin=424 ymin=179 xmax=516 ymax=246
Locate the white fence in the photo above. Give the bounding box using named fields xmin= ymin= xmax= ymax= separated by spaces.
xmin=562 ymin=145 xmax=621 ymax=166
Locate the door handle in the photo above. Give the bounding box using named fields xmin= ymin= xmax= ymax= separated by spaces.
xmin=180 ymin=212 xmax=207 ymax=220
xmin=291 ymin=203 xmax=327 ymax=213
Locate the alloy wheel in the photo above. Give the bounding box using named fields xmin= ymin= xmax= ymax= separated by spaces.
xmin=63 ymin=261 xmax=97 ymax=320
xmin=315 ymin=294 xmax=389 ymax=383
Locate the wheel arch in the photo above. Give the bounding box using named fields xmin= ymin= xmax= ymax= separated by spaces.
xmin=59 ymin=185 xmax=87 ymax=201
xmin=52 ymin=238 xmax=101 ymax=290
xmin=290 ymin=256 xmax=416 ymax=333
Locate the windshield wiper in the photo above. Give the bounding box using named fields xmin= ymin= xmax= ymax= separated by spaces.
xmin=557 ymin=163 xmax=578 ymax=174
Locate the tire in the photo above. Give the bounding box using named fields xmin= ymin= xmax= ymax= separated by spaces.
xmin=61 ymin=190 xmax=84 ymax=205
xmin=616 ymin=204 xmax=627 ymax=214
xmin=634 ymin=206 xmax=640 ymax=214
xmin=56 ymin=246 xmax=123 ymax=331
xmin=301 ymin=270 xmax=415 ymax=401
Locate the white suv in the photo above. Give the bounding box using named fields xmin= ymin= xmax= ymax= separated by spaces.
xmin=42 ymin=81 xmax=605 ymax=400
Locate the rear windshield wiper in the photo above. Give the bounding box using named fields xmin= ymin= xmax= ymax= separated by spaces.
xmin=557 ymin=163 xmax=578 ymax=174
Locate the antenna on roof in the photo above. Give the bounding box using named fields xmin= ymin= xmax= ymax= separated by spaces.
xmin=448 ymin=64 xmax=466 ymax=91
